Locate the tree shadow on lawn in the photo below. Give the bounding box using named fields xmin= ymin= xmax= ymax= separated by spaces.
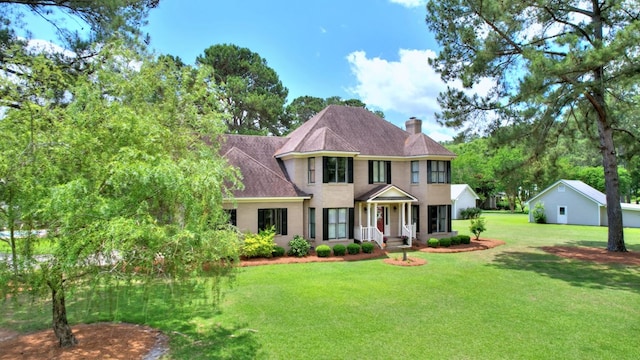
xmin=565 ymin=240 xmax=640 ymax=252
xmin=489 ymin=248 xmax=640 ymax=294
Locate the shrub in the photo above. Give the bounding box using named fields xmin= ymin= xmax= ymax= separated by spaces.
xmin=272 ymin=246 xmax=286 ymax=257
xmin=361 ymin=242 xmax=375 ymax=254
xmin=288 ymin=235 xmax=311 ymax=257
xmin=333 ymin=244 xmax=346 ymax=256
xmin=469 ymin=217 xmax=487 ymax=240
xmin=458 ymin=235 xmax=471 ymax=244
xmin=532 ymin=202 xmax=547 ymax=224
xmin=460 ymin=207 xmax=482 ymax=219
xmin=451 ymin=236 xmax=461 ymax=245
xmin=428 ymin=238 xmax=439 ymax=248
xmin=439 ymin=237 xmax=452 ymax=247
xmin=347 ymin=243 xmax=361 ymax=255
xmin=315 ymin=244 xmax=331 ymax=257
xmin=241 ymin=227 xmax=276 ymax=258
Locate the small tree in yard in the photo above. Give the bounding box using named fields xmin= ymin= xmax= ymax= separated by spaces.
xmin=470 ymin=218 xmax=487 ymax=240
xmin=0 ymin=47 xmax=241 ymax=347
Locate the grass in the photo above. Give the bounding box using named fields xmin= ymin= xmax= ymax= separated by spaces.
xmin=2 ymin=212 xmax=640 ymax=359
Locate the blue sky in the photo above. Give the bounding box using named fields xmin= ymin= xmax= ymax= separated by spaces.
xmin=23 ymin=0 xmax=481 ymax=141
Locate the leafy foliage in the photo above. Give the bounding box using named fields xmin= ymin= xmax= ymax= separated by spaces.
xmin=439 ymin=237 xmax=452 ymax=247
xmin=315 ymin=244 xmax=331 ymax=257
xmin=428 ymin=238 xmax=439 ymax=248
xmin=361 ymin=242 xmax=375 ymax=254
xmin=460 ymin=207 xmax=482 ymax=220
xmin=469 ymin=218 xmax=487 ymax=240
xmin=532 ymin=202 xmax=547 ymax=224
xmin=287 ymin=235 xmax=311 ymax=257
xmin=272 ymin=246 xmax=286 ymax=257
xmin=347 ymin=243 xmax=361 ymax=255
xmin=332 ymin=244 xmax=346 ymax=256
xmin=241 ymin=227 xmax=276 ymax=258
xmin=0 ymin=46 xmax=241 ymax=346
xmin=196 ymin=44 xmax=289 ymax=135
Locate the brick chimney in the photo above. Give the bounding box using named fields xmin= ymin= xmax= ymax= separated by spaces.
xmin=405 ymin=117 xmax=422 ymax=135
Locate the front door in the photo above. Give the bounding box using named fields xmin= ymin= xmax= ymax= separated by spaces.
xmin=376 ymin=206 xmax=389 ymax=235
xmin=558 ymin=206 xmax=568 ymax=224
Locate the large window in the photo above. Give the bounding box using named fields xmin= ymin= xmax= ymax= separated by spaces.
xmin=258 ymin=208 xmax=287 ymax=235
xmin=309 ymin=208 xmax=316 ymax=239
xmin=411 ymin=161 xmax=419 ymax=184
xmin=308 ymin=157 xmax=316 ymax=183
xmin=427 ymin=160 xmax=451 ymax=184
xmin=368 ymin=160 xmax=391 ymax=184
xmin=322 ymin=208 xmax=354 ymax=240
xmin=428 ymin=205 xmax=451 ymax=233
xmin=323 ymin=157 xmax=353 ymax=183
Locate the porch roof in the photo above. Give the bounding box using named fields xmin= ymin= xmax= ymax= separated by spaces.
xmin=355 ymin=184 xmax=418 ymax=202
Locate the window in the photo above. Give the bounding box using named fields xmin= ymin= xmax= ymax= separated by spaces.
xmin=411 ymin=205 xmax=420 ymax=233
xmin=258 ymin=208 xmax=287 ymax=235
xmin=308 ymin=157 xmax=316 ymax=183
xmin=309 ymin=208 xmax=316 ymax=239
xmin=225 ymin=209 xmax=237 ymax=226
xmin=368 ymin=160 xmax=391 ymax=184
xmin=323 ymin=157 xmax=353 ymax=183
xmin=427 ymin=160 xmax=451 ymax=184
xmin=322 ymin=208 xmax=354 ymax=240
xmin=411 ymin=161 xmax=419 ymax=184
xmin=428 ymin=205 xmax=451 ymax=233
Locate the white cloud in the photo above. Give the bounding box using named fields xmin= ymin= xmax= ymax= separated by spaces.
xmin=346 ymin=48 xmax=493 ymax=141
xmin=346 ymin=48 xmax=444 ymax=119
xmin=389 ymin=0 xmax=426 ymax=8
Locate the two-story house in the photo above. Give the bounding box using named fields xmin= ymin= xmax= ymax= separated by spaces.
xmin=221 ymin=105 xmax=456 ymax=249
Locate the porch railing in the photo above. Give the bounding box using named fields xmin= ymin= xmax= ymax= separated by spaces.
xmin=358 ymin=226 xmax=384 ymax=249
xmin=402 ymin=224 xmax=413 ymax=247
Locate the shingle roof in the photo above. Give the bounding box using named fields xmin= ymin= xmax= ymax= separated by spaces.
xmin=276 ymin=105 xmax=455 ymax=157
xmin=526 ymin=179 xmax=606 ymax=205
xmin=220 ymin=135 xmax=308 ymax=198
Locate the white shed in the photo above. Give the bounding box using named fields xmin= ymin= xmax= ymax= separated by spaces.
xmin=451 ymin=184 xmax=480 ymax=220
xmin=526 ymin=179 xmax=640 ymax=227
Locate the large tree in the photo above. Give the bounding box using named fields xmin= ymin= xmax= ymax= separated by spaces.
xmin=196 ymin=44 xmax=289 ymax=135
xmin=0 ymin=47 xmax=241 ymax=347
xmin=426 ymin=0 xmax=640 ymax=251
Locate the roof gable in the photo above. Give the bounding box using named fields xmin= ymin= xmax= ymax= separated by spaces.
xmin=355 ymin=184 xmax=417 ymax=202
xmin=527 ymin=179 xmax=606 ymax=206
xmin=451 ymin=184 xmax=480 ymax=201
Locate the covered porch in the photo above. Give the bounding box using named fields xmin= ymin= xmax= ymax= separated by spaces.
xmin=353 ymin=185 xmax=418 ymax=249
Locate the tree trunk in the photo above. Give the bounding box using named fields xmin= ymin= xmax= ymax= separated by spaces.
xmin=591 ymin=2 xmax=626 ymax=252
xmin=598 ymin=121 xmax=627 ymax=252
xmin=51 ymin=277 xmax=78 ymax=347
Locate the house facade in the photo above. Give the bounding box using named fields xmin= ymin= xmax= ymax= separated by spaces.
xmin=221 ymin=105 xmax=457 ymax=249
xmin=451 ymin=184 xmax=480 ymax=220
xmin=526 ymin=179 xmax=640 ymax=227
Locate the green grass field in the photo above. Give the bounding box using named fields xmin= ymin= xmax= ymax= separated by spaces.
xmin=2 ymin=212 xmax=640 ymax=359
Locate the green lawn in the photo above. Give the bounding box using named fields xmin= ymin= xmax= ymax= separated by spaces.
xmin=2 ymin=212 xmax=640 ymax=359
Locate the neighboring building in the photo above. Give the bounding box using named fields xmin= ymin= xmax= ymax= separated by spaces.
xmin=220 ymin=105 xmax=457 ymax=249
xmin=526 ymin=179 xmax=640 ymax=227
xmin=451 ymin=184 xmax=480 ymax=220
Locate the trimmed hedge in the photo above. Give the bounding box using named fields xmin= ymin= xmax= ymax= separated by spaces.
xmin=361 ymin=242 xmax=375 ymax=254
xmin=333 ymin=244 xmax=346 ymax=256
xmin=272 ymin=246 xmax=286 ymax=257
xmin=347 ymin=243 xmax=361 ymax=255
xmin=428 ymin=238 xmax=439 ymax=248
xmin=241 ymin=228 xmax=276 ymax=258
xmin=458 ymin=235 xmax=471 ymax=244
xmin=439 ymin=237 xmax=452 ymax=247
xmin=451 ymin=236 xmax=461 ymax=246
xmin=316 ymin=244 xmax=331 ymax=257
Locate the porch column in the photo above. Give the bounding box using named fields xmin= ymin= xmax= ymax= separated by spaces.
xmin=398 ymin=203 xmax=403 ymax=235
xmin=367 ymin=203 xmax=372 ymax=229
xmin=407 ymin=203 xmax=413 ymax=238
